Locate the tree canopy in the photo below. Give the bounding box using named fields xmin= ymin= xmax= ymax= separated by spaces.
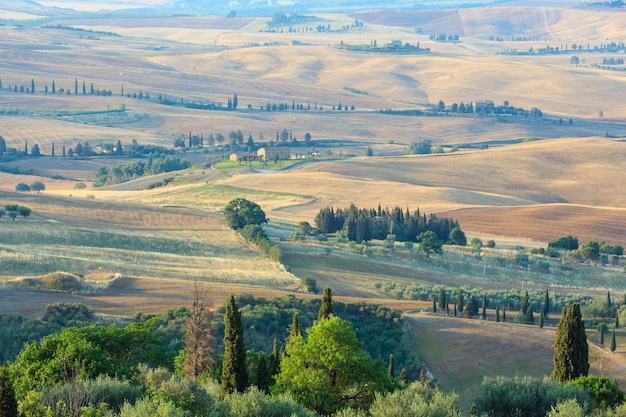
xmin=552 ymin=304 xmax=589 ymax=382
xmin=224 ymin=198 xmax=268 ymax=230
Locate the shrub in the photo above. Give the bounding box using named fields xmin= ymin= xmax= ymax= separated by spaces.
xmin=74 ymin=182 xmax=87 ymax=189
xmin=15 ymin=182 xmax=30 ymax=192
xmin=119 ymin=397 xmax=190 ymax=417
xmin=214 ymin=386 xmax=318 ymax=417
xmin=368 ymin=383 xmax=461 ymax=417
xmin=302 ymin=277 xmax=318 ymax=293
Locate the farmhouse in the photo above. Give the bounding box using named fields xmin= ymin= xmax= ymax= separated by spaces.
xmin=258 ymin=147 xmax=290 ymax=161
xmin=229 ymin=152 xmax=258 ymax=162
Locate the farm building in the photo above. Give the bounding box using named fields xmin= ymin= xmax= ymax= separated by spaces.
xmin=229 ymin=152 xmax=258 ymax=162
xmin=258 ymin=147 xmax=290 ymax=161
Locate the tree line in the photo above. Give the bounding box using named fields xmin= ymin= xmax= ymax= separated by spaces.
xmin=314 ymin=204 xmax=461 ymax=245
xmin=94 ymin=154 xmax=190 ymax=186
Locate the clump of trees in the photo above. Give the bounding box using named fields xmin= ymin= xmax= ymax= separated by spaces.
xmin=0 ymin=204 xmax=31 ymax=221
xmin=94 ymin=154 xmax=190 ymax=186
xmin=314 ymin=204 xmax=462 ymax=245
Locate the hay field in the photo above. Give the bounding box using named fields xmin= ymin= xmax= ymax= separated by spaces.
xmin=216 ymin=137 xmax=626 ymax=243
xmin=0 ymin=191 xmax=299 ymax=293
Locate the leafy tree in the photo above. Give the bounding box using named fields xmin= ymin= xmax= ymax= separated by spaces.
xmin=224 ymin=198 xmax=268 ymax=230
xmin=486 ymin=239 xmax=496 ymax=248
xmin=17 ymin=206 xmax=31 ymax=218
xmin=569 ymin=375 xmax=624 ymax=410
xmin=274 ymin=315 xmax=392 ymax=415
xmin=417 ymin=231 xmax=442 ymax=258
xmin=30 ymin=144 xmax=40 ymax=156
xmin=549 ymin=236 xmax=579 ymax=251
xmin=30 ymin=181 xmax=45 ymax=193
xmin=15 ymin=183 xmax=30 ymax=192
xmin=449 ymin=227 xmax=466 ymax=246
xmin=552 ymin=304 xmax=589 ymax=382
xmin=221 ymin=295 xmax=248 ymax=398
xmin=470 ymin=237 xmax=483 ymax=252
xmin=318 ymin=287 xmax=333 ymax=320
xmin=0 ymin=366 xmax=18 ymax=417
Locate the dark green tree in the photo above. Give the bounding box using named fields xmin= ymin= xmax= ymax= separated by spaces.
xmin=539 ymin=311 xmax=544 ymax=328
xmin=224 ymin=198 xmax=268 ymax=230
xmin=288 ymin=312 xmax=302 ymax=341
xmin=388 ymin=353 xmax=394 ymax=380
xmin=417 ymin=230 xmax=442 ymax=258
xmin=0 ymin=366 xmax=18 ymax=417
xmin=552 ymin=304 xmax=589 ymax=382
xmin=616 ymin=312 xmax=620 ymax=329
xmin=256 ymin=354 xmax=271 ymax=394
xmin=220 ymin=295 xmax=248 ymax=398
xmin=600 ymin=324 xmax=605 ymax=345
xmin=366 ymin=145 xmax=373 ymax=157
xmin=607 ymin=291 xmax=612 ymax=308
xmin=318 ymin=287 xmax=333 ymax=320
xmin=611 ymin=330 xmax=616 ymax=352
xmin=481 ymin=294 xmax=487 ymax=319
xmin=544 ymin=289 xmax=550 ymax=316
xmin=399 ymin=368 xmax=408 ymax=385
xmin=438 ymin=288 xmax=446 ymax=309
xmin=520 ymin=291 xmax=534 ymax=324
xmin=449 ymin=227 xmax=467 ymax=246
xmin=456 ymin=291 xmax=464 ymax=315
xmin=432 ymin=298 xmax=437 ymax=313
xmin=496 ymin=304 xmax=500 ymax=322
xmin=30 ymin=144 xmax=39 ymax=156
xmin=464 ymin=295 xmax=479 ymax=318
xmin=0 ymin=136 xmax=6 ymax=155
xmin=30 ymin=181 xmax=45 ymax=193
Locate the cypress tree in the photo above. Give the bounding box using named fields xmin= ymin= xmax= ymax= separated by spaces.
xmin=456 ymin=290 xmax=464 ymax=315
xmin=481 ymin=294 xmax=487 ymax=320
xmin=432 ymin=298 xmax=437 ymax=313
xmin=544 ymin=289 xmax=550 ymax=316
xmin=600 ymin=325 xmax=605 ymax=345
xmin=256 ymin=354 xmax=271 ymax=394
xmin=453 ymin=303 xmax=457 ymax=317
xmin=551 ymin=304 xmax=589 ymax=382
xmin=388 ymin=354 xmax=394 ymax=380
xmin=318 ymin=287 xmax=333 ymax=320
xmin=220 ymin=295 xmax=248 ymax=398
xmin=288 ymin=312 xmax=302 ymax=341
xmin=607 ymin=291 xmax=612 ymax=308
xmin=611 ymin=330 xmax=617 ymax=352
xmin=539 ymin=311 xmax=544 ymax=328
xmin=496 ymin=304 xmax=500 ymax=322
xmin=0 ymin=366 xmax=17 ymax=417
xmin=503 ymin=306 xmax=506 ymax=322
xmin=438 ymin=288 xmax=446 ymax=309
xmin=399 ymin=368 xmax=408 ymax=384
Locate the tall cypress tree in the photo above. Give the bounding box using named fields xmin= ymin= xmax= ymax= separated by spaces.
xmin=544 ymin=289 xmax=550 ymax=316
xmin=220 ymin=295 xmax=248 ymax=398
xmin=438 ymin=288 xmax=446 ymax=309
xmin=288 ymin=312 xmax=302 ymax=341
xmin=552 ymin=304 xmax=589 ymax=382
xmin=0 ymin=366 xmax=18 ymax=417
xmin=611 ymin=330 xmax=617 ymax=352
xmin=481 ymin=294 xmax=487 ymax=320
xmin=256 ymin=354 xmax=271 ymax=394
xmin=456 ymin=290 xmax=464 ymax=315
xmin=496 ymin=304 xmax=500 ymax=322
xmin=388 ymin=354 xmax=395 ymax=380
xmin=600 ymin=325 xmax=605 ymax=345
xmin=539 ymin=311 xmax=544 ymax=328
xmin=607 ymin=291 xmax=612 ymax=308
xmin=318 ymin=287 xmax=333 ymax=320
xmin=432 ymin=298 xmax=437 ymax=313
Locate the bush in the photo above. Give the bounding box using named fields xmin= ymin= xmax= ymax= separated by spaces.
xmin=368 ymin=383 xmax=461 ymax=417
xmin=40 ymin=376 xmax=143 ymax=416
xmin=302 ymin=277 xmax=318 ymax=293
xmin=119 ymin=397 xmax=190 ymax=417
xmin=74 ymin=182 xmax=87 ymax=189
xmin=214 ymin=386 xmax=318 ymax=417
xmin=475 ymin=376 xmax=592 ymax=417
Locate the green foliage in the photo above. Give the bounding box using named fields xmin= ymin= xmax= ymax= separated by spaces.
xmin=30 ymin=181 xmax=45 ymax=192
xmin=38 ymin=376 xmax=142 ymax=417
xmin=486 ymin=239 xmax=496 ymax=248
xmin=94 ymin=155 xmax=189 ymax=186
xmin=0 ymin=313 xmax=58 ymax=362
xmin=214 ymin=386 xmax=318 ymax=417
xmin=318 ymin=287 xmax=333 ymax=320
xmin=0 ymin=366 xmax=18 ymax=417
xmin=568 ymin=375 xmax=625 ymax=410
xmin=549 ymin=236 xmax=579 ymax=251
xmin=221 ymin=295 xmax=248 ymax=398
xmin=367 ymin=383 xmax=461 ymax=417
xmin=274 ymin=315 xmax=392 ymax=415
xmin=418 ymin=231 xmax=442 ymax=257
xmin=475 ymin=376 xmax=591 ymax=417
xmin=407 ymin=140 xmax=432 ymax=155
xmin=546 ymin=399 xmax=585 ymax=417
xmin=448 ymin=227 xmax=467 ymax=246
xmin=302 ymin=276 xmax=318 ymax=293
xmin=119 ymin=397 xmax=190 ymax=417
xmin=138 ymin=366 xmax=214 ymax=416
xmin=224 ymin=198 xmax=268 ymax=230
xmin=15 ymin=182 xmax=30 ymax=192
xmin=463 ymin=295 xmax=479 ymax=317
xmin=552 ymin=304 xmax=589 ymax=382
xmin=41 ymin=302 xmax=95 ymax=326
